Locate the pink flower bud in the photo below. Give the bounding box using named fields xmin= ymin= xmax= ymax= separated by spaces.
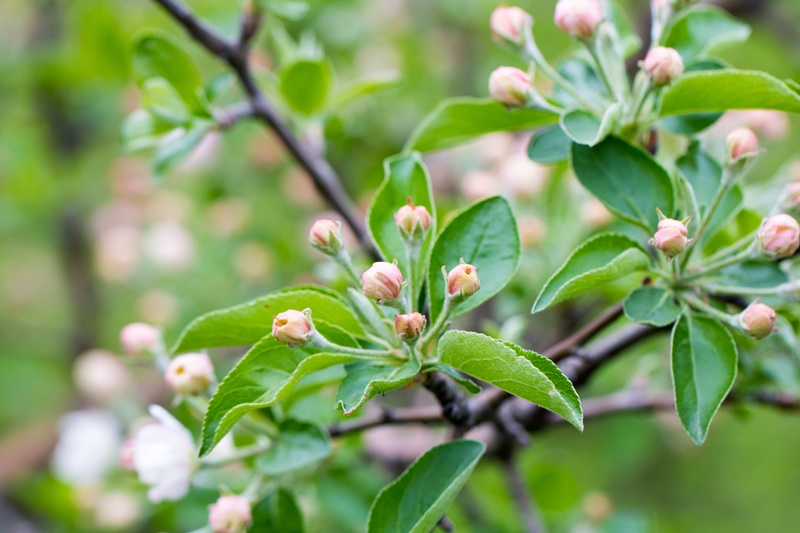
xmin=554 ymin=0 xmax=604 ymax=39
xmin=739 ymin=303 xmax=777 ymax=340
xmin=779 ymin=182 xmax=800 ymax=214
xmin=641 ymin=47 xmax=684 ymax=85
xmin=395 ymin=312 xmax=426 ymax=340
xmin=488 ymin=67 xmax=532 ymax=108
xmin=272 ymin=310 xmax=313 ymax=347
xmin=652 ymin=226 xmax=688 ymax=258
xmin=490 ymin=6 xmax=533 ymax=46
xmin=758 ymin=214 xmax=800 ymax=259
xmin=308 ymin=219 xmax=343 ymax=254
xmin=657 ymin=217 xmax=688 ymax=236
xmin=447 ymin=263 xmax=481 ymax=300
xmin=394 ymin=200 xmax=432 ymax=238
xmin=208 ymin=495 xmax=252 ymax=533
xmin=726 ymin=127 xmax=759 ymax=161
xmin=165 ymin=353 xmax=215 ymax=396
xmin=362 ymin=262 xmax=404 ymax=302
xmin=119 ymin=323 xmax=160 ymax=356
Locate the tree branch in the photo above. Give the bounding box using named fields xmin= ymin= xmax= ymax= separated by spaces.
xmin=328 ymin=405 xmax=443 ymax=437
xmin=151 ymin=0 xmax=378 ymax=258
xmin=499 ymin=453 xmax=544 ymax=533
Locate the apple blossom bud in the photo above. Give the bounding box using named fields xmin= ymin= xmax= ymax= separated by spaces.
xmin=779 ymin=182 xmax=800 ymax=215
xmin=726 ymin=127 xmax=759 ymax=161
xmin=757 ymin=214 xmax=800 ymax=259
xmin=489 ymin=67 xmax=532 ymax=108
xmin=308 ymin=219 xmax=344 ymax=255
xmin=362 ymin=262 xmax=404 ymax=302
xmin=165 ymin=353 xmax=215 ymax=396
xmin=120 ymin=322 xmax=160 ymax=356
xmin=447 ymin=262 xmax=481 ymax=301
xmin=738 ymin=303 xmax=777 ymax=340
xmin=395 ymin=312 xmax=426 ymax=341
xmin=554 ymin=0 xmax=604 ymax=39
xmin=272 ymin=310 xmax=313 ymax=347
xmin=394 ymin=200 xmax=432 ymax=240
xmin=208 ymin=495 xmax=252 ymax=533
xmin=641 ymin=47 xmax=684 ymax=85
xmin=651 ymin=218 xmax=689 ymax=258
xmin=490 ymin=6 xmax=533 ymax=46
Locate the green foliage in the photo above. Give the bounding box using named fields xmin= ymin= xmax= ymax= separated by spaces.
xmin=532 ymin=233 xmax=650 ymax=314
xmin=671 ymin=313 xmax=738 ymax=445
xmin=624 ymin=287 xmax=683 ymax=327
xmin=438 ymin=331 xmax=583 ymax=430
xmin=367 ymin=440 xmax=485 ymax=533
xmin=663 ymin=6 xmax=751 ymax=62
xmin=405 ymin=98 xmax=557 ymax=152
xmin=427 ymin=197 xmax=520 ymax=323
xmin=571 ymin=137 xmax=675 ymax=231
xmin=336 ymin=359 xmax=421 ymax=416
xmin=252 ymin=488 xmax=306 ymax=532
xmin=279 ymin=59 xmax=333 ymax=116
xmin=527 ymin=125 xmax=571 ymax=165
xmin=559 ymin=105 xmax=620 ymax=146
xmin=256 ymin=419 xmax=332 ymax=475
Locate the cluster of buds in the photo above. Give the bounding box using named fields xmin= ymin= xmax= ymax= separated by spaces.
xmin=446 ymin=261 xmax=481 ymax=303
xmin=362 ymin=261 xmax=405 ymax=304
xmin=395 ymin=312 xmax=426 ymax=341
xmin=641 ymin=47 xmax=684 ymax=86
xmin=554 ymin=0 xmax=604 ymax=39
xmin=395 ymin=199 xmax=432 ymax=242
xmin=164 ymin=353 xmax=215 ymax=396
xmin=738 ymin=302 xmax=777 ymax=340
xmin=651 ymin=214 xmax=691 ymax=258
xmin=120 ymin=322 xmax=160 ymax=357
xmin=757 ymin=214 xmax=800 ymax=260
xmin=208 ymin=495 xmax=252 ymax=533
xmin=490 ymin=5 xmax=533 ymax=46
xmin=489 ymin=67 xmax=533 ymax=108
xmin=726 ymin=127 xmax=760 ymax=162
xmin=272 ymin=309 xmax=313 ymax=347
xmin=308 ymin=219 xmax=344 ymax=256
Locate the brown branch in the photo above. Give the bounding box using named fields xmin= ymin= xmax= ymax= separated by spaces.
xmin=151 ymin=0 xmax=378 ymax=258
xmin=328 ymin=405 xmax=443 ymax=437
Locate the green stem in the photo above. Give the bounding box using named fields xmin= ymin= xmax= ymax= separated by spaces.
xmin=680 ymin=170 xmax=735 ymax=270
xmin=419 ymin=298 xmax=455 ymax=350
xmin=336 ymin=250 xmax=362 ymax=287
xmin=584 ymin=41 xmax=616 ymax=102
xmin=682 ymin=294 xmax=737 ymax=326
xmin=199 ymin=441 xmax=270 ymax=467
xmin=700 ymin=232 xmax=756 ymax=266
xmin=683 ymin=246 xmax=753 ymax=282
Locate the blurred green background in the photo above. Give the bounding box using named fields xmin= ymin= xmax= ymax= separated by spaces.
xmin=2 ymin=0 xmax=800 ymax=531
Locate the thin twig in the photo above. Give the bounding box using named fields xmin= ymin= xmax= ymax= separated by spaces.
xmin=328 ymin=405 xmax=443 ymax=437
xmin=500 ymin=453 xmax=544 ymax=533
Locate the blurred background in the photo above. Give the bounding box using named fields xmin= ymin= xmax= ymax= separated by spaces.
xmin=2 ymin=0 xmax=800 ymax=531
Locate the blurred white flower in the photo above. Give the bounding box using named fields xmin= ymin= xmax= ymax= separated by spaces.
xmin=94 ymin=491 xmax=142 ymax=530
xmin=461 ymin=170 xmax=499 ymax=201
xmin=94 ymin=226 xmax=141 ymax=282
xmin=143 ymin=222 xmax=195 ymax=271
xmin=133 ymin=405 xmax=197 ymax=503
xmin=136 ymin=290 xmax=180 ymax=326
xmin=51 ymin=410 xmax=122 ymax=486
xmin=498 ymin=154 xmax=550 ymax=200
xmin=73 ymin=349 xmax=130 ymax=403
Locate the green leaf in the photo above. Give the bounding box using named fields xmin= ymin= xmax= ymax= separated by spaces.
xmin=663 ymin=6 xmax=750 ymax=62
xmin=153 ymin=122 xmax=212 ymax=179
xmin=661 ymin=69 xmax=800 ymax=117
xmin=330 ymin=73 xmax=398 ymax=110
xmin=624 ymin=287 xmax=683 ymax=327
xmin=605 ymin=0 xmax=642 ymax=58
xmin=559 ymin=104 xmax=620 ymax=146
xmin=405 ymin=98 xmax=558 ymax=153
xmin=279 ymin=59 xmax=333 ymax=116
xmin=254 ymin=0 xmax=310 ymax=20
xmin=131 ymin=31 xmax=206 ymax=114
xmin=671 ymin=313 xmax=737 ymax=445
xmin=527 ymin=125 xmax=571 ymax=165
xmin=422 ymin=363 xmax=481 ymax=395
xmin=659 ymin=60 xmax=726 ymax=135
xmin=711 ymin=261 xmax=790 ymax=289
xmin=121 ymin=109 xmax=173 ymax=152
xmin=367 ymin=440 xmax=485 ymax=533
xmin=172 ymin=285 xmax=364 ymax=353
xmin=532 ymin=233 xmax=650 ymax=314
xmin=571 ymin=136 xmax=675 ymax=231
xmin=252 ymin=488 xmax=305 ymax=533
xmin=256 ymin=419 xmax=331 ymax=475
xmin=367 ymin=153 xmax=436 ymax=302
xmin=428 ymin=197 xmax=520 ymax=322
xmin=438 ymin=331 xmax=583 ymax=429
xmin=336 ymin=359 xmax=421 ymax=416
xmin=200 ymin=337 xmax=363 ymax=455
xmin=139 ymin=78 xmax=192 ymax=126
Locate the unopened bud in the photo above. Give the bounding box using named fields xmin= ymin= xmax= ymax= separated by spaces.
xmin=726 ymin=127 xmax=759 ymax=161
xmin=395 ymin=200 xmax=432 ymax=240
xmin=208 ymin=495 xmax=252 ymax=533
xmin=120 ymin=323 xmax=160 ymax=356
xmin=490 ymin=6 xmax=533 ymax=46
xmin=165 ymin=353 xmax=215 ymax=396
xmin=738 ymin=302 xmax=776 ymax=340
xmin=446 ymin=262 xmax=481 ymax=301
xmin=361 ymin=262 xmax=404 ymax=302
xmin=641 ymin=47 xmax=684 ymax=85
xmin=489 ymin=67 xmax=532 ymax=108
xmin=395 ymin=312 xmax=426 ymax=341
xmin=272 ymin=309 xmax=313 ymax=347
xmin=757 ymin=214 xmax=800 ymax=259
xmin=779 ymin=182 xmax=800 ymax=215
xmin=651 ymin=218 xmax=689 ymax=258
xmin=308 ymin=219 xmax=344 ymax=255
xmin=554 ymin=0 xmax=604 ymax=39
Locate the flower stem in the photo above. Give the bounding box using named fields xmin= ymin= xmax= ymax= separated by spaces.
xmin=419 ymin=298 xmax=455 ymax=350
xmin=682 ymin=294 xmax=737 ymax=326
xmin=683 ymin=246 xmax=753 ymax=282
